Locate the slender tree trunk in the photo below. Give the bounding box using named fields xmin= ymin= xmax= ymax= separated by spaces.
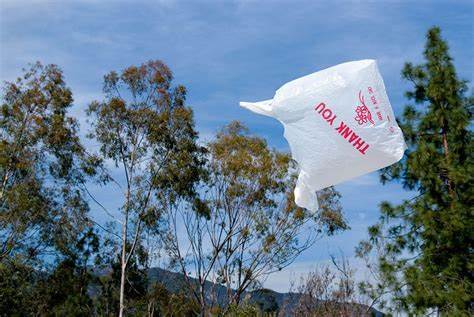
xmin=147 ymin=300 xmax=154 ymax=317
xmin=119 ymin=149 xmax=132 ymax=317
xmin=199 ymin=283 xmax=206 ymax=317
xmin=0 ymin=171 xmax=9 ymax=201
xmin=119 ymin=211 xmax=128 ymax=317
xmin=442 ymin=131 xmax=454 ymax=198
xmin=440 ymin=122 xmax=457 ymax=209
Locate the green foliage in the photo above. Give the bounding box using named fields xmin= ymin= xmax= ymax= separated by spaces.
xmin=252 ymin=288 xmax=279 ymax=313
xmin=223 ymin=303 xmax=259 ymax=316
xmin=0 ymin=260 xmax=38 ymax=316
xmin=147 ymin=282 xmax=200 ymax=316
xmin=35 ymin=229 xmax=99 ymax=316
xmin=0 ymin=62 xmax=102 ymax=262
xmin=0 ymin=229 xmax=100 ymax=316
xmin=358 ymin=27 xmax=473 ymax=315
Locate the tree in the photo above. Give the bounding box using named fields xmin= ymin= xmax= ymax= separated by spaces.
xmin=289 ymin=255 xmax=371 ymax=317
xmin=94 ymin=249 xmax=149 ymax=317
xmin=0 ymin=258 xmax=38 ymax=315
xmin=0 ymin=62 xmax=100 ymax=263
xmin=0 ymin=62 xmax=105 ymax=315
xmin=35 ymin=228 xmax=100 ymax=316
xmin=357 ymin=27 xmax=473 ymax=315
xmin=87 ymin=60 xmax=206 ymax=316
xmin=146 ymin=282 xmax=200 ymax=317
xmin=253 ymin=288 xmax=279 ymax=314
xmin=161 ymin=121 xmax=347 ymax=314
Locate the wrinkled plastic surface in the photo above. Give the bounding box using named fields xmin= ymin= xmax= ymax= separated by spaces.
xmin=240 ymin=60 xmax=406 ymax=212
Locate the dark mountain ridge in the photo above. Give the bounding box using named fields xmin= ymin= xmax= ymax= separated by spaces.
xmin=147 ymin=267 xmax=384 ymax=316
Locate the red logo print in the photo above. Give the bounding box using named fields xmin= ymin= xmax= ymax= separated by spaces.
xmin=354 ymin=90 xmax=374 ymax=125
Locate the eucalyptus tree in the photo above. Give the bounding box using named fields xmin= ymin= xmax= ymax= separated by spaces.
xmin=87 ymin=60 xmax=206 ymax=316
xmin=0 ymin=62 xmax=106 ymax=315
xmin=161 ymin=121 xmax=347 ymax=314
xmin=0 ymin=62 xmax=101 ymax=263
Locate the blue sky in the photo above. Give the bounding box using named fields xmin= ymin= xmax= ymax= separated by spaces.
xmin=1 ymin=0 xmax=473 ymax=292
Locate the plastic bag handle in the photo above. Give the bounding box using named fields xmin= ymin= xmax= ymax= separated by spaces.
xmin=240 ymin=99 xmax=274 ymax=117
xmin=294 ymin=173 xmax=319 ymax=212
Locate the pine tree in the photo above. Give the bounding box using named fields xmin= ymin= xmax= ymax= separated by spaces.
xmin=357 ymin=27 xmax=473 ymax=315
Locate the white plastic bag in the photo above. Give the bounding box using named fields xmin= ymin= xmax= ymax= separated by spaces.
xmin=240 ymin=60 xmax=406 ymax=211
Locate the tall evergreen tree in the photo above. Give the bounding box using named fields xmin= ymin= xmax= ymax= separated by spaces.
xmin=357 ymin=27 xmax=473 ymax=315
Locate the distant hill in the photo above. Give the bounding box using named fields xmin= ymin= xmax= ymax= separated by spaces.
xmin=147 ymin=267 xmax=384 ymax=316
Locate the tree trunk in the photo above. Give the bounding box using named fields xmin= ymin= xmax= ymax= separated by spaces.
xmin=119 ymin=213 xmax=128 ymax=317
xmin=199 ymin=283 xmax=206 ymax=317
xmin=442 ymin=130 xmax=454 ymax=198
xmin=147 ymin=301 xmax=154 ymax=317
